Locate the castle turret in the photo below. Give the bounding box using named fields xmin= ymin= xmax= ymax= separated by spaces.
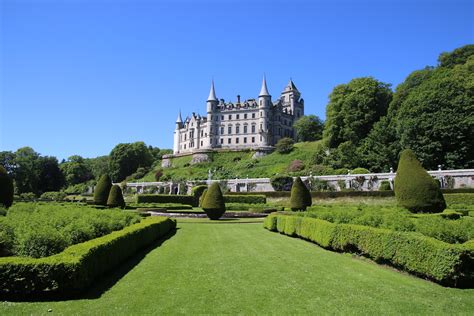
xmin=258 ymin=75 xmax=271 ymax=146
xmin=173 ymin=111 xmax=183 ymax=154
xmin=207 ymin=80 xmax=218 ymax=113
xmin=205 ymin=80 xmax=218 ymax=148
xmin=281 ymin=79 xmax=302 ymax=117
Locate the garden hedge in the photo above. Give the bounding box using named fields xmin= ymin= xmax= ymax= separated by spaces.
xmin=0 ymin=216 xmax=176 ymax=297
xmin=107 ymin=185 xmax=126 ymax=208
xmin=264 ymin=214 xmax=474 ymax=287
xmin=223 ymin=194 xmax=266 ymax=204
xmin=136 ymin=194 xmax=196 ymax=206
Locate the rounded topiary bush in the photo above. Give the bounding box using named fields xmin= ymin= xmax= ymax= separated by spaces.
xmin=94 ymin=174 xmax=113 ymax=206
xmin=270 ymin=175 xmax=294 ymax=191
xmin=107 ymin=185 xmax=126 ymax=208
xmin=201 ymin=183 xmax=225 ymax=220
xmin=394 ymin=149 xmax=446 ymax=213
xmin=290 ymin=177 xmax=312 ymax=211
xmin=0 ymin=165 xmax=14 ymax=208
xmin=379 ymin=180 xmax=392 ymax=191
xmin=351 ymin=167 xmax=370 ymax=174
xmin=192 ymin=185 xmax=208 ymax=206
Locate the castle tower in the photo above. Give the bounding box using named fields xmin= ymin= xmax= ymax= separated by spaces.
xmin=281 ymin=79 xmax=302 ymax=117
xmin=173 ymin=111 xmax=183 ymax=154
xmin=258 ymin=75 xmax=271 ymax=146
xmin=205 ymin=80 xmax=219 ymax=148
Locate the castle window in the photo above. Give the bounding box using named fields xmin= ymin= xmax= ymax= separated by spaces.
xmin=201 ymin=140 xmax=203 ymax=146
xmin=228 ymin=138 xmax=231 ymax=144
xmin=220 ymin=126 xmax=224 ymax=135
xmin=260 ymin=111 xmax=263 ymax=117
xmin=244 ymin=113 xmax=247 ymax=119
xmin=236 ymin=125 xmax=240 ymax=134
xmin=201 ymin=131 xmax=203 ymax=137
xmin=236 ymin=138 xmax=239 ymax=144
xmin=228 ymin=126 xmax=232 ymax=134
xmin=260 ymin=100 xmax=262 ymax=106
xmin=185 ymin=134 xmax=187 ymax=140
xmin=260 ymin=124 xmax=263 ymax=131
xmin=260 ymin=136 xmax=262 ymax=141
xmin=228 ymin=115 xmax=232 ymax=120
xmin=244 ymin=125 xmax=248 ymax=133
xmin=236 ymin=114 xmax=240 ymax=119
xmin=221 ymin=115 xmax=224 ymax=120
xmin=244 ymin=137 xmax=247 ymax=143
xmin=252 ymin=113 xmax=255 ymax=118
xmin=252 ymin=137 xmax=255 ymax=143
xmin=251 ymin=125 xmax=256 ymax=133
xmin=220 ymin=139 xmax=223 ymax=144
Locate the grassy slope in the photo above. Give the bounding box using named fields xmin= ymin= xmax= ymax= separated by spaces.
xmin=4 ymin=219 xmax=473 ymax=314
xmin=140 ymin=141 xmax=323 ymax=181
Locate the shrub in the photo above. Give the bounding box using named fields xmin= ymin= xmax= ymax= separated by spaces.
xmin=199 ymin=189 xmax=208 ymax=207
xmin=351 ymin=167 xmax=370 ymax=174
xmin=201 ymin=183 xmax=226 ymax=220
xmin=192 ymin=185 xmax=208 ymax=205
xmin=264 ymin=214 xmax=474 ymax=287
xmin=136 ymin=194 xmax=195 ymax=206
xmin=394 ymin=149 xmax=446 ymax=213
xmin=0 ymin=166 xmax=14 ymax=208
xmin=310 ymin=178 xmax=334 ymax=192
xmin=154 ymin=169 xmax=164 ymax=181
xmin=223 ymin=195 xmax=266 ymax=204
xmin=275 ymin=137 xmax=295 ymax=154
xmin=287 ymin=160 xmax=305 ymax=172
xmin=94 ymin=174 xmax=112 ymax=206
xmin=270 ymin=175 xmax=293 ymax=191
xmin=379 ymin=180 xmax=392 ymax=191
xmin=0 ymin=216 xmax=176 ymax=296
xmin=107 ymin=185 xmax=126 ymax=208
xmin=290 ymin=177 xmax=312 ymax=211
xmin=40 ymin=191 xmax=67 ymax=201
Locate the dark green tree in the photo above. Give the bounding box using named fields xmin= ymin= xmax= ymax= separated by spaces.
xmin=13 ymin=147 xmax=41 ymax=194
xmin=293 ymin=115 xmax=324 ymax=142
xmin=394 ymin=149 xmax=446 ymax=213
xmin=109 ymin=142 xmax=154 ymax=182
xmin=60 ymin=155 xmax=93 ymax=186
xmin=275 ymin=137 xmax=295 ymax=154
xmin=323 ymin=77 xmax=392 ymax=148
xmin=0 ymin=166 xmax=14 ymax=208
xmin=201 ymin=182 xmax=226 ymax=220
xmin=86 ymin=155 xmax=110 ymax=180
xmin=438 ymin=44 xmax=474 ymax=68
xmin=38 ymin=156 xmax=64 ymax=193
xmin=107 ymin=185 xmax=125 ymax=208
xmin=94 ymin=174 xmax=113 ymax=206
xmin=290 ymin=177 xmax=312 ymax=211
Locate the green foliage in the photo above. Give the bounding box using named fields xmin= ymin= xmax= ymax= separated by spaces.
xmin=201 ymin=183 xmax=226 ymax=220
xmin=293 ymin=115 xmax=324 ymax=142
xmin=136 ymin=194 xmax=196 ymax=206
xmin=107 ymin=185 xmax=126 ymax=208
xmin=223 ymin=194 xmax=266 ymax=204
xmin=394 ymin=149 xmax=446 ymax=213
xmin=270 ymin=175 xmax=293 ymax=191
xmin=323 ymin=77 xmax=392 ymax=148
xmin=287 ymin=159 xmax=305 ymax=172
xmin=309 ymin=178 xmax=334 ymax=192
xmin=191 ymin=185 xmax=208 ymax=204
xmin=40 ymin=191 xmax=67 ymax=201
xmin=290 ymin=177 xmax=312 ymax=211
xmin=438 ymin=44 xmax=474 ymax=68
xmin=322 ymin=141 xmax=361 ymax=169
xmin=379 ymin=180 xmax=392 ymax=191
xmin=275 ymin=137 xmax=295 ymax=154
xmin=0 ymin=216 xmax=175 ymax=296
xmin=0 ymin=165 xmax=14 ymax=208
xmin=264 ymin=214 xmax=474 ymax=287
xmin=351 ymin=167 xmax=369 ymax=174
xmin=0 ymin=203 xmax=140 ymax=258
xmin=60 ymin=155 xmax=93 ymax=186
xmin=94 ymin=174 xmax=112 ymax=206
xmin=109 ymin=142 xmax=154 ymax=182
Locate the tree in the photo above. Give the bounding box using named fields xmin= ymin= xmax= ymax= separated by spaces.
xmin=60 ymin=155 xmax=93 ymax=186
xmin=290 ymin=177 xmax=312 ymax=211
xmin=275 ymin=138 xmax=295 ymax=154
xmin=86 ymin=155 xmax=110 ymax=180
xmin=201 ymin=182 xmax=226 ymax=220
xmin=394 ymin=149 xmax=446 ymax=213
xmin=109 ymin=142 xmax=154 ymax=182
xmin=94 ymin=174 xmax=112 ymax=206
xmin=293 ymin=115 xmax=324 ymax=142
xmin=0 ymin=166 xmax=14 ymax=208
xmin=323 ymin=77 xmax=392 ymax=148
xmin=38 ymin=156 xmax=64 ymax=193
xmin=438 ymin=44 xmax=474 ymax=68
xmin=13 ymin=147 xmax=41 ymax=194
xmin=107 ymin=185 xmax=125 ymax=208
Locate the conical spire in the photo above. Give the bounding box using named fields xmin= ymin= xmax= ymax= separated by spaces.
xmin=207 ymin=80 xmax=218 ymax=102
xmin=285 ymin=78 xmax=299 ymax=92
xmin=259 ymin=75 xmax=270 ymax=97
xmin=176 ymin=110 xmax=182 ymax=123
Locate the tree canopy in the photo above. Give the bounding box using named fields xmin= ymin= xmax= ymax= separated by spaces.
xmin=293 ymin=115 xmax=324 ymax=142
xmin=109 ymin=142 xmax=154 ymax=182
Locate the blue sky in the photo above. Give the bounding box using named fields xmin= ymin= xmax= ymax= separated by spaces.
xmin=1 ymin=0 xmax=472 ymax=160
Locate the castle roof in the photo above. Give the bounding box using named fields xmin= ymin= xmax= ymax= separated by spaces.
xmin=283 ymin=79 xmax=299 ymax=93
xmin=259 ymin=75 xmax=270 ymax=97
xmin=207 ymin=80 xmax=218 ymax=102
xmin=175 ymin=110 xmax=183 ymax=123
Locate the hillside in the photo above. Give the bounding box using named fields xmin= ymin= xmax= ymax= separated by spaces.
xmin=138 ymin=141 xmax=327 ymax=182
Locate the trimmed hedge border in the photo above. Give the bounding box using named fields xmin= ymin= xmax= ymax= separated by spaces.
xmin=264 ymin=214 xmax=474 ymax=287
xmin=223 ymin=194 xmax=266 ymax=204
xmin=0 ymin=216 xmax=176 ymax=297
xmin=136 ymin=194 xmax=266 ymax=206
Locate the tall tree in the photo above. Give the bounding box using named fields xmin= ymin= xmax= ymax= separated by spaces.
xmin=109 ymin=142 xmax=153 ymax=182
xmin=293 ymin=115 xmax=324 ymax=142
xmin=60 ymin=155 xmax=93 ymax=186
xmin=13 ymin=147 xmax=41 ymax=194
xmin=38 ymin=156 xmax=64 ymax=192
xmin=323 ymin=77 xmax=392 ymax=148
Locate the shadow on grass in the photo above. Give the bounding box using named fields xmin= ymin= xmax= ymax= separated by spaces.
xmin=4 ymin=228 xmax=178 ymax=303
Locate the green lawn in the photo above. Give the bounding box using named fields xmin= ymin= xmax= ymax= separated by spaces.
xmin=2 ymin=219 xmax=474 ymax=314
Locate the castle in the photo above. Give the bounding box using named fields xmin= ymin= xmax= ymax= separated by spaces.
xmin=173 ymin=77 xmax=304 ymax=155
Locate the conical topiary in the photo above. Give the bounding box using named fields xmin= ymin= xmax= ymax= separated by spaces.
xmin=290 ymin=177 xmax=312 ymax=211
xmin=94 ymin=174 xmax=113 ymax=206
xmin=201 ymin=183 xmax=225 ymax=220
xmin=394 ymin=149 xmax=446 ymax=213
xmin=0 ymin=166 xmax=14 ymax=208
xmin=107 ymin=185 xmax=126 ymax=208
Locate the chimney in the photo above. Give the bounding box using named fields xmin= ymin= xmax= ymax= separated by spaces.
xmin=237 ymin=95 xmax=241 ymax=104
